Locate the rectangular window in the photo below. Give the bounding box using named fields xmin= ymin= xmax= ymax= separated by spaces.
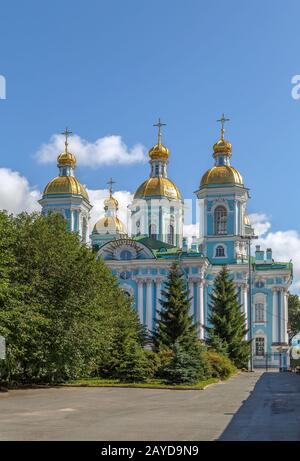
xmin=255 ymin=303 xmax=265 ymax=322
xmin=255 ymin=337 xmax=265 ymax=356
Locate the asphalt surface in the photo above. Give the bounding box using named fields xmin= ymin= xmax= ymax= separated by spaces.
xmin=0 ymin=370 xmax=299 ymax=440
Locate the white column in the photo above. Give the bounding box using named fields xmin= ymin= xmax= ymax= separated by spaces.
xmin=284 ymin=290 xmax=289 ymax=344
xmin=146 ymin=280 xmax=153 ymax=332
xmin=272 ymin=289 xmax=278 ymax=343
xmin=137 ymin=281 xmax=144 ymax=324
xmin=198 ymin=281 xmax=204 ymax=339
xmin=189 ymin=281 xmax=194 ymax=318
xmin=280 ymin=289 xmax=287 ymax=344
xmin=242 ymin=284 xmax=248 ymax=338
xmin=156 ymin=279 xmax=162 ymax=325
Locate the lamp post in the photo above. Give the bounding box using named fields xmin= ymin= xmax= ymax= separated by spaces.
xmin=241 ymin=234 xmax=258 ymax=372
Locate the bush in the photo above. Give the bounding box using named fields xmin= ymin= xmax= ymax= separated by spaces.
xmin=114 ymin=339 xmax=153 ymax=383
xmin=204 ymin=349 xmax=237 ymax=380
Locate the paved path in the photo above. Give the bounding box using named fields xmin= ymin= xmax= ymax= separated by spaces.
xmin=0 ymin=371 xmax=299 ymax=440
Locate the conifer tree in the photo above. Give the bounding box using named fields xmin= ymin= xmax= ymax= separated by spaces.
xmin=153 ymin=262 xmax=197 ymax=350
xmin=207 ymin=265 xmax=250 ymax=369
xmin=153 ymin=262 xmax=209 ymax=383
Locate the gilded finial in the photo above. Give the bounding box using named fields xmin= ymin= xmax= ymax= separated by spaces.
xmin=61 ymin=127 xmax=73 ymax=152
xmin=153 ymin=118 xmax=166 ymax=145
xmin=107 ymin=177 xmax=116 ymax=198
xmin=217 ymin=113 xmax=230 ymax=140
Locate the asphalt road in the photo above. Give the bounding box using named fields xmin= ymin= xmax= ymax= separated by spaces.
xmin=0 ymin=370 xmax=299 ymax=440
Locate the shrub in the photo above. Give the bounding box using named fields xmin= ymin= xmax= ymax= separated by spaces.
xmin=204 ymin=349 xmax=237 ymax=380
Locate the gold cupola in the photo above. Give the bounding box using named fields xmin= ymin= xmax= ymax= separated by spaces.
xmin=134 ymin=118 xmax=182 ymax=200
xmin=200 ymin=114 xmax=243 ymax=187
xmin=92 ymin=178 xmax=127 ymax=236
xmin=43 ymin=128 xmax=89 ymax=201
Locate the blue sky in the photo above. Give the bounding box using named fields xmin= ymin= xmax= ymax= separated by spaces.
xmin=0 ymin=1 xmax=299 ymax=237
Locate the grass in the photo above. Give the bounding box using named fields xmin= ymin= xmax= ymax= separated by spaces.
xmin=66 ymin=377 xmax=220 ymax=390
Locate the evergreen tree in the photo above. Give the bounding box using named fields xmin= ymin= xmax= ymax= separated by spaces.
xmin=114 ymin=338 xmax=151 ymax=383
xmin=207 ymin=265 xmax=250 ymax=369
xmin=163 ymin=340 xmax=206 ymax=385
xmin=153 ymin=262 xmax=209 ymax=384
xmin=153 ymin=262 xmax=196 ymax=350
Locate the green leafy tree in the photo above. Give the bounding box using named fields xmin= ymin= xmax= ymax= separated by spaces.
xmin=207 ymin=265 xmax=250 ymax=369
xmin=288 ymin=293 xmax=300 ymax=342
xmin=0 ymin=212 xmax=145 ymax=384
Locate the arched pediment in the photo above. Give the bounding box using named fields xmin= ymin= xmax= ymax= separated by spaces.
xmin=97 ymin=237 xmax=155 ymax=261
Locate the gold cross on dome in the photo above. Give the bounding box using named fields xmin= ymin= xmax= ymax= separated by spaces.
xmin=107 ymin=177 xmax=116 ymax=197
xmin=153 ymin=117 xmax=166 ymax=144
xmin=217 ymin=113 xmax=230 ymax=139
xmin=61 ymin=127 xmax=72 ymax=151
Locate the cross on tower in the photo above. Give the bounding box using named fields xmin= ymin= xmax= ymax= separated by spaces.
xmin=216 ymin=113 xmax=230 ymax=139
xmin=153 ymin=117 xmax=166 ymax=144
xmin=107 ymin=177 xmax=116 ymax=196
xmin=61 ymin=127 xmax=72 ymax=151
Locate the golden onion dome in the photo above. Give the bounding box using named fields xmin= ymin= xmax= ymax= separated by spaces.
xmin=200 ymin=165 xmax=243 ymax=187
xmin=148 ymin=143 xmax=170 ymax=161
xmin=92 ymin=216 xmax=127 ymax=235
xmin=134 ymin=177 xmax=182 ymax=200
xmin=104 ymin=195 xmax=118 ymax=209
xmin=244 ymin=214 xmax=251 ymax=226
xmin=43 ymin=176 xmax=89 ymax=200
xmin=57 ymin=151 xmax=77 ymax=168
xmin=213 ymin=138 xmax=232 ymax=156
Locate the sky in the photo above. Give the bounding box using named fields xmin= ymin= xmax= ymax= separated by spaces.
xmin=0 ymin=0 xmax=300 ymax=290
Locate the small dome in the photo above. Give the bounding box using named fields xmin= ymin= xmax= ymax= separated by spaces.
xmin=104 ymin=195 xmax=118 ymax=209
xmin=200 ymin=165 xmax=243 ymax=187
xmin=43 ymin=176 xmax=89 ymax=200
xmin=148 ymin=143 xmax=170 ymax=161
xmin=134 ymin=177 xmax=182 ymax=200
xmin=213 ymin=138 xmax=232 ymax=156
xmin=92 ymin=216 xmax=127 ymax=235
xmin=57 ymin=151 xmax=77 ymax=168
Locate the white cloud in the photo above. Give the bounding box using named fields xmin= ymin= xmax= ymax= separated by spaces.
xmin=0 ymin=168 xmax=40 ymax=214
xmin=250 ymin=213 xmax=300 ymax=293
xmin=183 ymin=223 xmax=199 ymax=246
xmin=249 ymin=213 xmax=271 ymax=236
xmin=35 ymin=134 xmax=147 ymax=167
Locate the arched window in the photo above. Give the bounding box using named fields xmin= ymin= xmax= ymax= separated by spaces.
xmin=167 ymin=224 xmax=174 ymax=245
xmin=215 ymin=245 xmax=225 ymax=257
xmin=255 ymin=337 xmax=265 ymax=356
xmin=214 ymin=206 xmax=227 ymax=235
xmin=120 ymin=250 xmax=132 ymax=260
xmin=149 ymin=224 xmax=157 ymax=240
xmin=255 ymin=303 xmax=265 ymax=322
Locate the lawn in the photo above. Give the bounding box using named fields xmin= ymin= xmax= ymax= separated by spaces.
xmin=66 ymin=377 xmax=220 ymax=390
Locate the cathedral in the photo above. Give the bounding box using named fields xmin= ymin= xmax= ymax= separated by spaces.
xmin=39 ymin=119 xmax=292 ymax=369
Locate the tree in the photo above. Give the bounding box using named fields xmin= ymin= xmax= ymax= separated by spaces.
xmin=114 ymin=339 xmax=151 ymax=383
xmin=288 ymin=293 xmax=300 ymax=342
xmin=153 ymin=262 xmax=196 ymax=350
xmin=207 ymin=265 xmax=250 ymax=369
xmin=0 ymin=212 xmax=145 ymax=384
xmin=153 ymin=262 xmax=209 ymax=384
xmin=163 ymin=340 xmax=206 ymax=385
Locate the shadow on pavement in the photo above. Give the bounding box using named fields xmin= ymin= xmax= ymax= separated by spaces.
xmin=219 ymin=371 xmax=300 ymax=441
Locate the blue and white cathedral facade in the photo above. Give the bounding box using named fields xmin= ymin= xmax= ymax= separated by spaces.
xmin=40 ymin=120 xmax=292 ymax=369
